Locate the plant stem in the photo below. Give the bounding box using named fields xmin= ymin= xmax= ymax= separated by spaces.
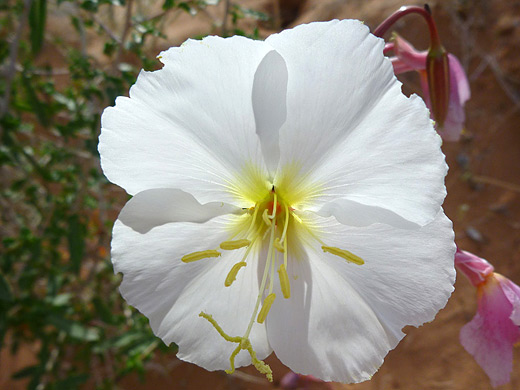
xmin=373 ymin=5 xmax=441 ymax=49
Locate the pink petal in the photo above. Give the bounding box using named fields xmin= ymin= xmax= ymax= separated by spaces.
xmin=390 ymin=56 xmax=416 ymax=74
xmin=280 ymin=371 xmax=327 ymax=389
xmin=459 ymin=275 xmax=520 ymax=387
xmin=392 ymin=34 xmax=427 ymax=71
xmin=497 ymin=273 xmax=520 ymax=326
xmin=436 ymin=54 xmax=471 ymax=141
xmin=450 ymin=53 xmax=471 ymax=103
xmin=455 ymin=248 xmax=494 ymax=286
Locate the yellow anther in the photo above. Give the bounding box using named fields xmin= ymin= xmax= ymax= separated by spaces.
xmin=220 ymin=239 xmax=251 ymax=250
xmin=278 ymin=264 xmax=291 ymax=299
xmin=224 ymin=262 xmax=247 ymax=287
xmin=262 ymin=209 xmax=271 ymax=226
xmin=257 ymin=293 xmax=276 ymax=324
xmin=322 ymin=246 xmax=364 ymax=265
xmin=181 ymin=250 xmax=221 ymax=263
xmin=273 ymin=238 xmax=285 ymax=252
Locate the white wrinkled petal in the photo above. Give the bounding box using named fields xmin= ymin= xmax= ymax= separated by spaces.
xmin=99 ymin=35 xmax=274 ymax=205
xmin=112 ymin=216 xmax=271 ymax=371
xmin=267 ymin=211 xmax=455 ymax=382
xmin=118 ymin=188 xmax=240 ymax=233
xmin=267 ymin=20 xmax=447 ymax=227
xmin=267 ymin=255 xmax=390 ymax=383
xmin=252 ymin=50 xmax=288 ymax=176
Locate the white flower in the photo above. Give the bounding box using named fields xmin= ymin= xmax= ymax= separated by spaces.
xmin=99 ymin=20 xmax=456 ymax=383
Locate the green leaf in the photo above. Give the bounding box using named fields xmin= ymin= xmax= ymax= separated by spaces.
xmin=0 ymin=273 xmax=12 ymax=302
xmin=21 ymin=73 xmax=49 ymax=127
xmin=236 ymin=5 xmax=269 ymax=21
xmin=67 ymin=215 xmax=85 ymax=274
xmin=53 ymin=373 xmax=89 ymax=390
xmin=28 ymin=0 xmax=47 ymax=54
xmin=92 ymin=297 xmax=117 ymax=324
xmin=178 ymin=2 xmax=191 ymax=13
xmin=47 ymin=315 xmax=100 ymax=342
xmin=12 ymin=365 xmax=41 ymax=379
xmin=162 ymin=0 xmax=176 ymax=10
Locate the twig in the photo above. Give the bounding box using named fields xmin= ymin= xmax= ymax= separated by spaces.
xmin=222 ymin=0 xmax=231 ymax=36
xmin=483 ymin=54 xmax=520 ymax=108
xmin=114 ymin=0 xmax=134 ymax=71
xmin=272 ymin=0 xmax=281 ymax=30
xmin=14 ymin=63 xmax=69 ymax=75
xmin=471 ymin=175 xmax=520 ymax=193
xmin=230 ymin=370 xmax=267 ymax=384
xmin=446 ymin=4 xmax=520 ymax=109
xmin=73 ymin=0 xmax=88 ymax=57
xmin=91 ymin=13 xmax=121 ymax=43
xmin=136 ymin=10 xmax=167 ymax=25
xmin=0 ymin=0 xmax=33 ymax=119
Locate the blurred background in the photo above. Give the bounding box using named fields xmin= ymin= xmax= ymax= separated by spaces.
xmin=1 ymin=0 xmax=519 ymax=389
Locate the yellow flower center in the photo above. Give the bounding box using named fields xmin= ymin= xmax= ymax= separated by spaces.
xmin=180 ymin=164 xmax=364 ymax=380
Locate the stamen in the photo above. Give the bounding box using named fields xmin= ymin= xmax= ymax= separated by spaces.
xmin=245 ymin=205 xmax=260 ymax=236
xmin=181 ymin=250 xmax=221 ymax=263
xmin=268 ymin=249 xmax=276 ymax=294
xmin=322 ymin=246 xmax=364 ymax=265
xmin=270 ymin=193 xmax=278 ymax=218
xmin=220 ymin=239 xmax=251 ymax=250
xmin=278 ymin=264 xmax=291 ymax=299
xmin=262 ymin=209 xmax=272 ymax=226
xmin=283 ymin=235 xmax=288 ymax=268
xmin=291 ymin=210 xmax=303 ymax=224
xmin=279 ymin=203 xmax=290 ymax=243
xmin=273 ymin=238 xmax=285 ymax=252
xmin=243 ymin=225 xmax=276 ymax=338
xmin=256 ymin=293 xmax=276 ymax=324
xmin=224 ymin=262 xmax=247 ymax=287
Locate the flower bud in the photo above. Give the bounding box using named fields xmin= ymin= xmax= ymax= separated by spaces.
xmin=426 ymin=45 xmax=450 ymax=129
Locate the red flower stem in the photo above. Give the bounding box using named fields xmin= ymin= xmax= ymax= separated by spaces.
xmin=373 ymin=5 xmax=442 ymax=49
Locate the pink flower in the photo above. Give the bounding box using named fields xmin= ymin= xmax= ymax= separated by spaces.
xmin=455 ymin=249 xmax=520 ymax=387
xmin=387 ymin=35 xmax=471 ymax=141
xmin=280 ymin=371 xmax=330 ymax=389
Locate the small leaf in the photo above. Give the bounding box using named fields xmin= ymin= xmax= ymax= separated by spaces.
xmin=0 ymin=273 xmax=12 ymax=302
xmin=47 ymin=315 xmax=100 ymax=342
xmin=28 ymin=0 xmax=47 ymax=54
xmin=162 ymin=0 xmax=176 ymax=10
xmin=54 ymin=374 xmax=89 ymax=390
xmin=67 ymin=215 xmax=85 ymax=274
xmin=12 ymin=365 xmax=41 ymax=379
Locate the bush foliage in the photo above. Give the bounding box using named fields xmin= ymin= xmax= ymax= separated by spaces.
xmin=0 ymin=1 xmax=267 ymax=388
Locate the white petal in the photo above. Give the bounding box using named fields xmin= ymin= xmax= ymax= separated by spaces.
xmin=267 ymin=20 xmax=447 ymax=227
xmin=112 ymin=216 xmax=271 ymax=371
xmin=266 ymin=211 xmax=455 ymax=382
xmin=118 ymin=188 xmax=240 ymax=233
xmin=99 ymin=36 xmax=274 ymax=205
xmin=267 ymin=255 xmax=391 ymax=383
xmin=315 ymin=198 xmax=418 ymax=229
xmin=252 ymin=50 xmax=288 ymax=176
